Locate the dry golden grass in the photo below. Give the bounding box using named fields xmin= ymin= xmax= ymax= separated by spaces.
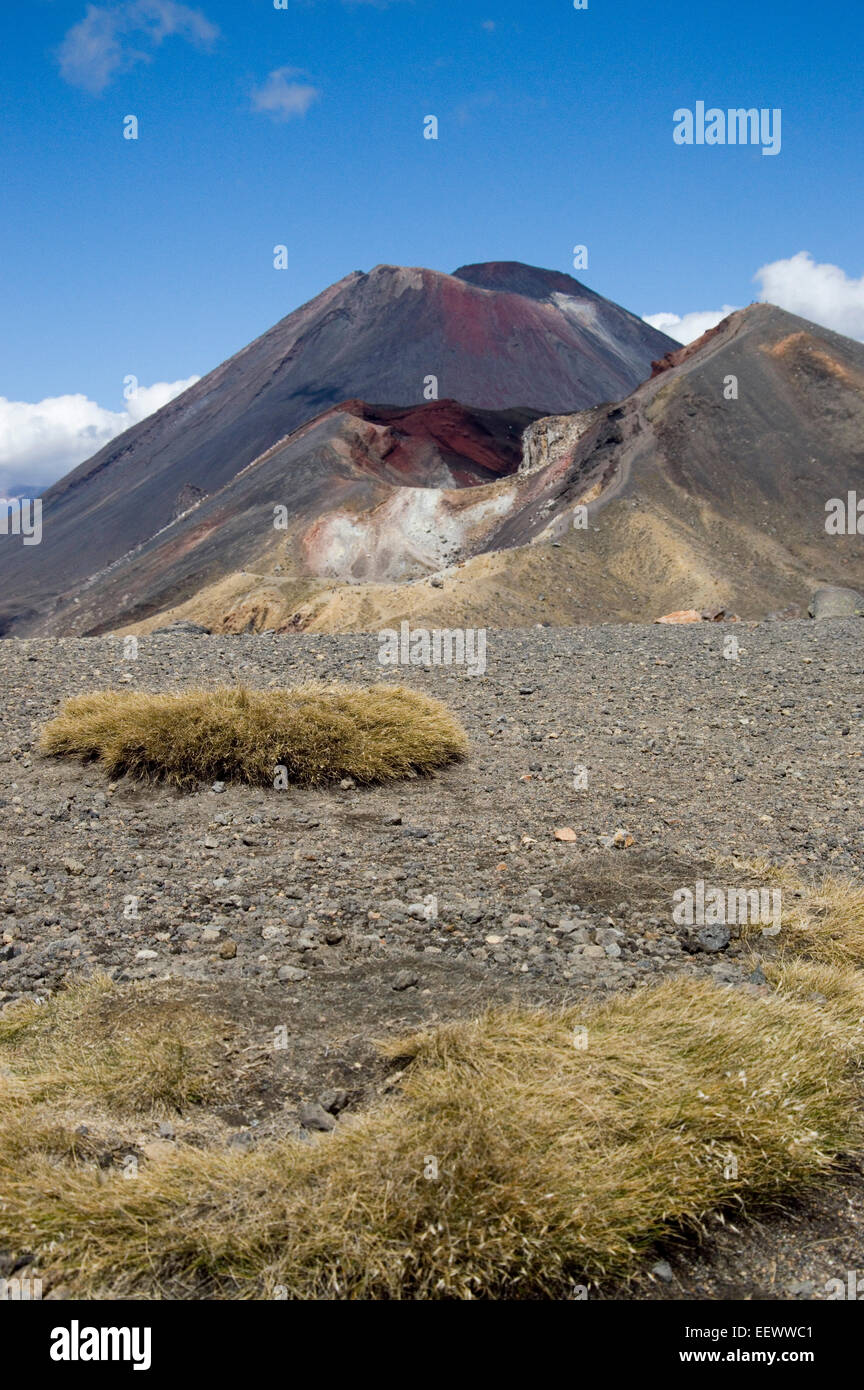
xmin=739 ymin=860 xmax=864 ymax=967
xmin=39 ymin=682 xmax=468 ymax=788
xmin=1 ymin=965 xmax=862 ymax=1300
xmin=0 ymin=975 xmax=229 ymax=1115
xmin=0 ymin=978 xmax=231 ymax=1171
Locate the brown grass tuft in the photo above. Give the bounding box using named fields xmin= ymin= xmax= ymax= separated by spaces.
xmin=738 ymin=861 xmax=864 ymax=968
xmin=38 ymin=682 xmax=468 ymax=788
xmin=1 ymin=967 xmax=862 ymax=1299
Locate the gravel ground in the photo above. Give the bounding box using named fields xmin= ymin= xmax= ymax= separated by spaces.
xmin=2 ymin=619 xmax=863 ymax=1300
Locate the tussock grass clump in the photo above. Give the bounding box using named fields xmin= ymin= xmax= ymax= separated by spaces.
xmin=740 ymin=861 xmax=864 ymax=967
xmin=777 ymin=874 xmax=864 ymax=967
xmin=39 ymin=682 xmax=468 ymax=788
xmin=0 ymin=978 xmax=231 ymax=1178
xmin=1 ymin=972 xmax=862 ymax=1300
xmin=0 ymin=976 xmax=228 ymax=1117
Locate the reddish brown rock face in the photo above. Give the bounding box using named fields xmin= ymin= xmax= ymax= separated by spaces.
xmin=335 ymin=400 xmax=535 ymax=485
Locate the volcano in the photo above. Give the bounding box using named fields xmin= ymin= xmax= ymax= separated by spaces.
xmin=25 ymin=300 xmax=864 ymax=640
xmin=0 ymin=262 xmax=674 ymax=635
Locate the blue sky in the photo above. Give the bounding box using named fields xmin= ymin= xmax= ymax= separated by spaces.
xmin=1 ymin=0 xmax=862 ymax=489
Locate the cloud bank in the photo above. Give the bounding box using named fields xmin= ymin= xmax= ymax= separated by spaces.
xmin=644 ymin=253 xmax=864 ymax=345
xmin=755 ymin=252 xmax=864 ymax=342
xmin=0 ymin=377 xmax=200 ymax=495
xmin=644 ymin=306 xmax=739 ymax=344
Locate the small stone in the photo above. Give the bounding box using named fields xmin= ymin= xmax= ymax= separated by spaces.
xmin=651 ymin=1260 xmax=674 ymax=1283
xmin=339 ymin=778 xmax=356 ymax=790
xmin=278 ymin=965 xmax=308 ymax=982
xmin=63 ymin=859 xmax=85 ymax=876
xmin=318 ymin=1089 xmax=349 ymax=1115
xmin=392 ymin=970 xmax=419 ymax=991
xmin=211 ymin=781 xmax=226 ymax=794
xmin=554 ymin=827 xmax=577 ymax=842
xmin=298 ymin=1101 xmax=336 ymax=1132
xmin=594 ymin=927 xmax=623 ymax=945
xmin=599 ymin=828 xmax=634 ymax=850
xmin=324 ymin=927 xmax=344 ymax=945
xmin=218 ymin=939 xmax=237 ymax=959
xmin=135 ymin=949 xmax=158 ymax=960
xmin=697 ymin=924 xmax=731 ymax=953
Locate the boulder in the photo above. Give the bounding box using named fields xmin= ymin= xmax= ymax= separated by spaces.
xmin=808 ymin=586 xmax=864 ymax=621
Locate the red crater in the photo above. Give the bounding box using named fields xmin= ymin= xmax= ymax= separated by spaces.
xmin=342 ymin=399 xmax=539 ymax=485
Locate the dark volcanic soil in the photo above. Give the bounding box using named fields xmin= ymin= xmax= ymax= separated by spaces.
xmin=2 ymin=620 xmax=863 ymax=1300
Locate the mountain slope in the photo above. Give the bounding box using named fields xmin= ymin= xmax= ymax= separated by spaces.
xmin=0 ymin=262 xmax=674 ymax=634
xmin=97 ymin=302 xmax=864 ymax=637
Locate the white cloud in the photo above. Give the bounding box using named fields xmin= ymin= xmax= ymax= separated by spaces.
xmin=0 ymin=377 xmax=199 ymax=494
xmin=251 ymin=67 xmax=320 ymax=121
xmin=643 ymin=307 xmax=739 ymax=345
xmin=124 ymin=377 xmax=199 ymax=423
xmin=58 ymin=1 xmax=219 ymax=95
xmin=754 ymin=252 xmax=864 ymax=341
xmin=645 ymin=253 xmax=864 ymax=346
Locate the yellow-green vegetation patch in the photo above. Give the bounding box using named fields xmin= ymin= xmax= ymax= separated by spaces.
xmin=39 ymin=682 xmax=468 ymax=788
xmin=1 ymin=965 xmax=862 ymax=1300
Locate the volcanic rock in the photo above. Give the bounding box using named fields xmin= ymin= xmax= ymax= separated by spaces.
xmin=808 ymin=586 xmax=864 ymax=621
